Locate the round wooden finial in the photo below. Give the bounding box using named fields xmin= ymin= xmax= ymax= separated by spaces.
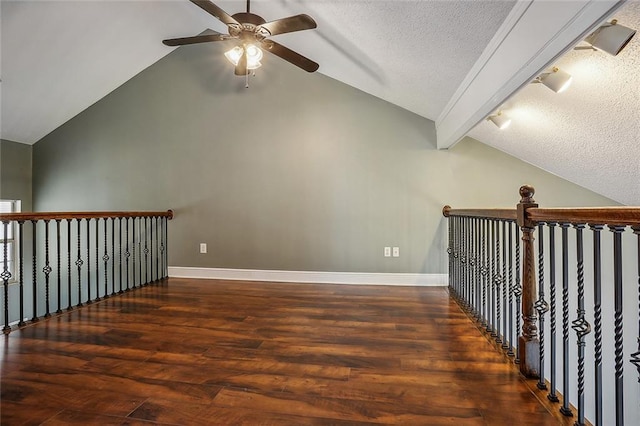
xmin=167 ymin=209 xmax=174 ymax=220
xmin=442 ymin=205 xmax=451 ymax=217
xmin=519 ymin=185 xmax=535 ymax=203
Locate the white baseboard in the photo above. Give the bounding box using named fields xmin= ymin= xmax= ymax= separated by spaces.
xmin=168 ymin=267 xmax=447 ymax=286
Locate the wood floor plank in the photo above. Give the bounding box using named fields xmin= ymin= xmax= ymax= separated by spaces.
xmin=0 ymin=278 xmax=562 ymax=425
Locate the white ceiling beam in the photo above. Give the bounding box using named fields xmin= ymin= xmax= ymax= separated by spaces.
xmin=436 ymin=0 xmax=625 ymax=150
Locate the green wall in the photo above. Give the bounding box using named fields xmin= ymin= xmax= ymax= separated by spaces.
xmin=0 ymin=139 xmax=33 ymax=210
xmin=32 ymin=42 xmax=616 ymax=274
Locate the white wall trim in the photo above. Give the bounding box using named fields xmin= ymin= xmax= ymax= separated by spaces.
xmin=436 ymin=0 xmax=625 ymax=149
xmin=169 ymin=267 xmax=447 ymax=287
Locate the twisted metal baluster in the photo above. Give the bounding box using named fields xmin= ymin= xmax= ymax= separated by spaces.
xmin=125 ymin=217 xmax=130 ymax=291
xmin=111 ymin=218 xmax=116 ymax=296
xmin=95 ymin=218 xmax=100 ymax=301
xmin=75 ymin=219 xmax=83 ymax=307
xmin=144 ymin=216 xmax=149 ymax=285
xmin=502 ymin=221 xmax=508 ymax=349
xmin=43 ymin=220 xmax=52 ymax=317
xmin=155 ymin=216 xmax=160 ymax=282
xmin=631 ymin=226 xmax=640 ymax=385
xmin=473 ymin=218 xmax=482 ymax=322
xmin=66 ymin=219 xmax=72 ymax=310
xmin=482 ymin=218 xmax=488 ymax=327
xmin=18 ymin=221 xmax=26 ymax=326
xmin=463 ymin=216 xmax=470 ymax=310
xmin=571 ymin=223 xmax=590 ymax=426
xmin=32 ymin=220 xmax=39 ymax=320
xmin=514 ymin=225 xmax=522 ymax=364
xmin=610 ymin=225 xmax=625 ymax=426
xmin=559 ymin=223 xmax=572 ymax=417
xmin=118 ymin=217 xmax=123 ymax=293
xmin=55 ymin=220 xmax=62 ymax=313
xmin=1 ymin=221 xmax=11 ymax=333
xmin=132 ymin=218 xmax=137 ymax=289
xmin=489 ymin=219 xmax=496 ymax=334
xmin=591 ymin=224 xmax=604 ymax=426
xmin=86 ymin=218 xmax=91 ymax=303
xmin=547 ymin=223 xmax=559 ymax=402
xmin=103 ymin=218 xmax=109 ymax=298
xmin=495 ymin=219 xmax=502 ymax=342
xmin=507 ymin=221 xmax=515 ymax=356
xmin=534 ymin=223 xmax=549 ymax=390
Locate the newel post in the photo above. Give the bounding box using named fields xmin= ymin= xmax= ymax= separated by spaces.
xmin=517 ymin=185 xmax=540 ymax=378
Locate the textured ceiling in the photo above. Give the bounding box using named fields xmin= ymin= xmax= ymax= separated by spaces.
xmin=469 ymin=1 xmax=640 ymax=205
xmin=0 ymin=0 xmax=515 ymax=144
xmin=1 ymin=0 xmax=638 ymax=205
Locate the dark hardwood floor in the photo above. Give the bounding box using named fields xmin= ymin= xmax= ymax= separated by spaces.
xmin=1 ymin=278 xmax=562 ymax=425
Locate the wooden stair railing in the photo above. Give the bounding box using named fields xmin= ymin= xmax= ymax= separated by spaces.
xmin=444 ymin=185 xmax=640 ymax=426
xmin=0 ymin=210 xmax=173 ymax=334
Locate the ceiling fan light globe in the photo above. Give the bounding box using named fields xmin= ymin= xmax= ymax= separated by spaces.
xmin=224 ymin=46 xmax=244 ymax=66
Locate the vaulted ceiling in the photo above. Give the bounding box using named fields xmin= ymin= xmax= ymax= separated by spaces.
xmin=1 ymin=1 xmax=638 ymax=204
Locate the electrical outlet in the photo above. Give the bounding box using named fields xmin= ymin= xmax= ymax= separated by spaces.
xmin=384 ymin=247 xmax=391 ymax=257
xmin=199 ymin=243 xmax=207 ymax=254
xmin=392 ymin=247 xmax=400 ymax=257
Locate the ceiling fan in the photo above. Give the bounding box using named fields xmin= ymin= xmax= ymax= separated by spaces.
xmin=163 ymin=0 xmax=319 ymax=76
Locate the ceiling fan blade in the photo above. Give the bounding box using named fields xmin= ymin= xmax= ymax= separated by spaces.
xmin=257 ymin=14 xmax=317 ymax=37
xmin=162 ymin=32 xmax=230 ymax=46
xmin=190 ymin=0 xmax=240 ymax=27
xmin=234 ymin=51 xmax=248 ymax=76
xmin=261 ymin=40 xmax=319 ymax=73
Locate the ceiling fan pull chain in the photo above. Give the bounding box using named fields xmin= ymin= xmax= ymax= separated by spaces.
xmin=245 ymin=69 xmax=249 ymax=89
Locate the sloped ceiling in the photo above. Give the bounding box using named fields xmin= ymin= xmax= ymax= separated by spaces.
xmin=1 ymin=0 xmax=638 ymax=204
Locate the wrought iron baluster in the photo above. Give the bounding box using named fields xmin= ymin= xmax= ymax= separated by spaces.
xmin=144 ymin=216 xmax=149 ymax=285
xmin=32 ymin=220 xmax=39 ymax=320
xmin=490 ymin=219 xmax=497 ymax=336
xmin=95 ymin=217 xmax=100 ymax=301
xmin=591 ymin=224 xmax=604 ymax=426
xmin=103 ymin=218 xmax=109 ymax=298
xmin=2 ymin=221 xmax=11 ymax=333
xmin=473 ymin=218 xmax=482 ymax=322
xmin=150 ymin=216 xmax=154 ymax=283
xmin=67 ymin=219 xmax=72 ymax=310
xmin=139 ymin=217 xmax=143 ymax=286
xmin=502 ymin=220 xmax=508 ymax=349
xmin=507 ymin=221 xmax=515 ymax=356
xmin=56 ymin=220 xmax=62 ymax=313
xmin=132 ymin=218 xmax=137 ymax=288
xmin=125 ymin=217 xmax=130 ymax=291
xmin=447 ymin=215 xmax=453 ymax=289
xmin=43 ymin=220 xmax=52 ymax=317
xmin=534 ymin=223 xmax=549 ymax=390
xmin=514 ymin=225 xmax=522 ymax=364
xmin=76 ymin=219 xmax=83 ymax=307
xmin=609 ymin=225 xmax=625 ymax=426
xmin=164 ymin=216 xmax=169 ymax=278
xmin=86 ymin=218 xmax=91 ymax=303
xmin=547 ymin=223 xmax=559 ymax=402
xmin=18 ymin=221 xmax=26 ymax=326
xmin=571 ymin=223 xmax=590 ymax=426
xmin=118 ymin=217 xmax=123 ymax=293
xmin=111 ymin=218 xmax=116 ymax=296
xmin=481 ymin=218 xmax=488 ymax=327
xmin=631 ymin=226 xmax=640 ymax=385
xmin=559 ymin=223 xmax=572 ymax=417
xmin=155 ymin=216 xmax=160 ymax=282
xmin=495 ymin=219 xmax=502 ymax=343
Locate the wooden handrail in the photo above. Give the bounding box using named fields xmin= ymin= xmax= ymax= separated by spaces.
xmin=0 ymin=210 xmax=174 ymax=222
xmin=527 ymin=207 xmax=640 ymax=226
xmin=442 ymin=205 xmax=517 ymax=220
